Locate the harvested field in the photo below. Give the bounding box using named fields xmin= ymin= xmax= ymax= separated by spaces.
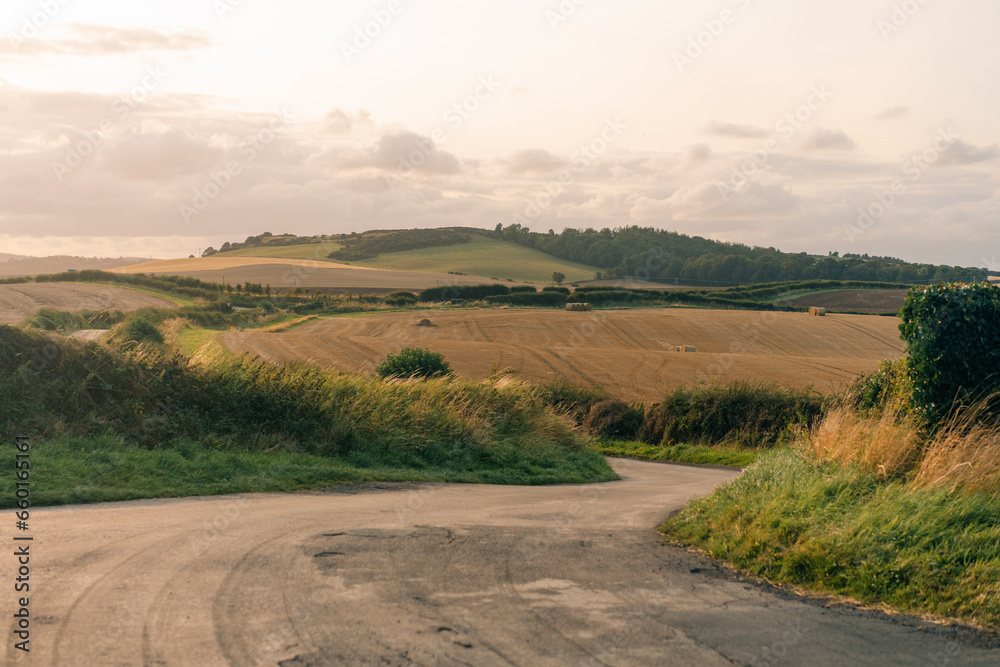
xmin=221 ymin=309 xmax=906 ymax=402
xmin=0 ymin=283 xmax=176 ymax=325
xmin=779 ymin=289 xmax=909 ymax=315
xmin=110 ymin=257 xmax=503 ymax=292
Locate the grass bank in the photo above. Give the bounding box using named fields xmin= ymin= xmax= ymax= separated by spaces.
xmin=661 ymin=403 xmax=1000 ymax=628
xmin=0 ymin=326 xmax=616 ymax=507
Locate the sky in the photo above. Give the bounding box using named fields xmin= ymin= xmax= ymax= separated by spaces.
xmin=0 ymin=0 xmax=998 ymax=268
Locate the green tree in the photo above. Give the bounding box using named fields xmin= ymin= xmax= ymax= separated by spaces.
xmin=552 ymin=272 xmax=565 ymax=285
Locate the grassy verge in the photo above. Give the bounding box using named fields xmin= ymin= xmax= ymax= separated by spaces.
xmin=0 ymin=326 xmax=616 ymax=507
xmin=662 ymin=449 xmax=1000 ymax=627
xmin=661 ymin=390 xmax=1000 ymax=629
xmin=0 ymin=436 xmax=613 ymax=507
xmin=594 ymin=439 xmax=758 ymax=467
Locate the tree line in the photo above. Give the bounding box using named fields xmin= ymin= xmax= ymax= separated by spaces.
xmin=496 ymin=224 xmax=984 ymax=285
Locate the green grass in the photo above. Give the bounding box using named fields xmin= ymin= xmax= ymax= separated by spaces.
xmin=216 ymin=241 xmax=344 ymax=260
xmin=176 ymin=326 xmax=225 ymax=357
xmin=349 ymin=232 xmax=599 ymax=283
xmin=594 ymin=439 xmax=758 ymax=467
xmin=661 ymin=449 xmax=1000 ymax=628
xmin=0 ymin=436 xmax=614 ymax=507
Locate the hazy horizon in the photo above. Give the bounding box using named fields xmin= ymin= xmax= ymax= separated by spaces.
xmin=2 ymin=0 xmax=998 ymax=269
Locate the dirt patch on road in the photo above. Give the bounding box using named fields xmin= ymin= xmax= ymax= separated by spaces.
xmin=0 ymin=283 xmax=176 ymax=325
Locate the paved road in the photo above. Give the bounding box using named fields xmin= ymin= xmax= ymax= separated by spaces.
xmin=4 ymin=459 xmax=998 ymax=666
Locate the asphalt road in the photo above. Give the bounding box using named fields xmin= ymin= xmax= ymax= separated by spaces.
xmin=4 ymin=459 xmax=998 ymax=666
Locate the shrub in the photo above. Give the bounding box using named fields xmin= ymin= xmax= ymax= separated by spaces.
xmin=846 ymin=358 xmax=911 ymax=414
xmin=119 ymin=317 xmax=164 ymax=344
xmin=899 ymin=282 xmax=1000 ymax=426
xmin=384 ymin=290 xmax=417 ymax=306
xmin=376 ymin=347 xmax=452 ymax=379
xmin=537 ymin=379 xmax=610 ymax=424
xmin=509 ymin=286 xmax=537 ymax=294
xmin=583 ymin=399 xmax=644 ymax=440
xmin=643 ymin=382 xmax=825 ymax=449
xmin=542 ymin=286 xmax=570 ymax=295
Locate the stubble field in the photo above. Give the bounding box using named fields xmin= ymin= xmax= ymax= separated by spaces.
xmin=0 ymin=283 xmax=176 ymax=325
xmin=220 ymin=308 xmax=905 ymax=402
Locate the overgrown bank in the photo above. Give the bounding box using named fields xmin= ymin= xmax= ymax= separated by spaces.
xmin=0 ymin=326 xmax=616 ymax=507
xmin=662 ymin=282 xmax=1000 ymax=628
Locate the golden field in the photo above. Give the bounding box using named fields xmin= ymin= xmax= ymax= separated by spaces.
xmin=220 ymin=308 xmax=905 ymax=402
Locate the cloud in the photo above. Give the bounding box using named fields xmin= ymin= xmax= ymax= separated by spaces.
xmin=935 ymin=139 xmax=1000 ymax=166
xmin=500 ymin=149 xmax=566 ymax=174
xmin=0 ymin=24 xmax=213 ymax=58
xmin=1 ymin=87 xmax=998 ymax=268
xmin=704 ymin=120 xmax=769 ymax=139
xmin=800 ymin=128 xmax=856 ymax=152
xmin=372 ymin=132 xmax=461 ymax=174
xmin=321 ymin=108 xmax=373 ymax=135
xmin=875 ymin=106 xmax=910 ymax=121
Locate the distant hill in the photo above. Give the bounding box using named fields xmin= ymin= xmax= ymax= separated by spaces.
xmin=206 ymin=225 xmax=988 ymax=287
xmin=0 ymin=256 xmax=155 ymax=277
xmin=210 ymin=228 xmax=600 ymax=284
xmin=0 ymin=253 xmax=28 ymax=262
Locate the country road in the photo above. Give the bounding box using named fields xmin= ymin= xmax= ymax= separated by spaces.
xmin=3 ymin=459 xmax=998 ymax=666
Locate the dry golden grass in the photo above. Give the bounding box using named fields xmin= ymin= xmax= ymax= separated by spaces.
xmin=221 ymin=309 xmax=905 ymax=402
xmin=809 ymin=406 xmax=923 ymax=479
xmin=914 ymin=404 xmax=1000 ymax=494
xmin=807 ymin=397 xmax=1000 ymax=492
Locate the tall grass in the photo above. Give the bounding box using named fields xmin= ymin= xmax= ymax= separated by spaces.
xmin=663 ymin=377 xmax=1000 ymax=628
xmin=0 ymin=325 xmax=616 ymax=507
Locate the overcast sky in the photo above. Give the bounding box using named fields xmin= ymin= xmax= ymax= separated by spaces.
xmin=1 ymin=0 xmax=998 ymax=267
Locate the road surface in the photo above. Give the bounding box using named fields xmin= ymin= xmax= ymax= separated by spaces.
xmin=3 ymin=459 xmax=998 ymax=665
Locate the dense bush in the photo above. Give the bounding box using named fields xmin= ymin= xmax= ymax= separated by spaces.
xmin=417 ymin=284 xmax=510 ymax=302
xmin=583 ymin=399 xmax=644 ymax=440
xmin=535 ymin=379 xmax=610 ymax=424
xmin=119 ymin=317 xmax=164 ymax=344
xmin=900 ymin=282 xmax=1000 ymax=425
xmin=384 ymin=290 xmax=417 ymax=306
xmin=509 ymin=286 xmax=537 ymax=294
xmin=846 ymin=358 xmax=912 ymax=414
xmin=542 ymin=286 xmax=570 ymax=294
xmin=642 ymin=382 xmax=825 ymax=449
xmin=376 ymin=347 xmax=452 ymax=379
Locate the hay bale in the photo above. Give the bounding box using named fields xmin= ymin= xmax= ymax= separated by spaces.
xmin=809 ymin=307 xmax=827 ymax=316
xmin=675 ymin=345 xmax=696 ymax=352
xmin=565 ymin=303 xmax=592 ymax=312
